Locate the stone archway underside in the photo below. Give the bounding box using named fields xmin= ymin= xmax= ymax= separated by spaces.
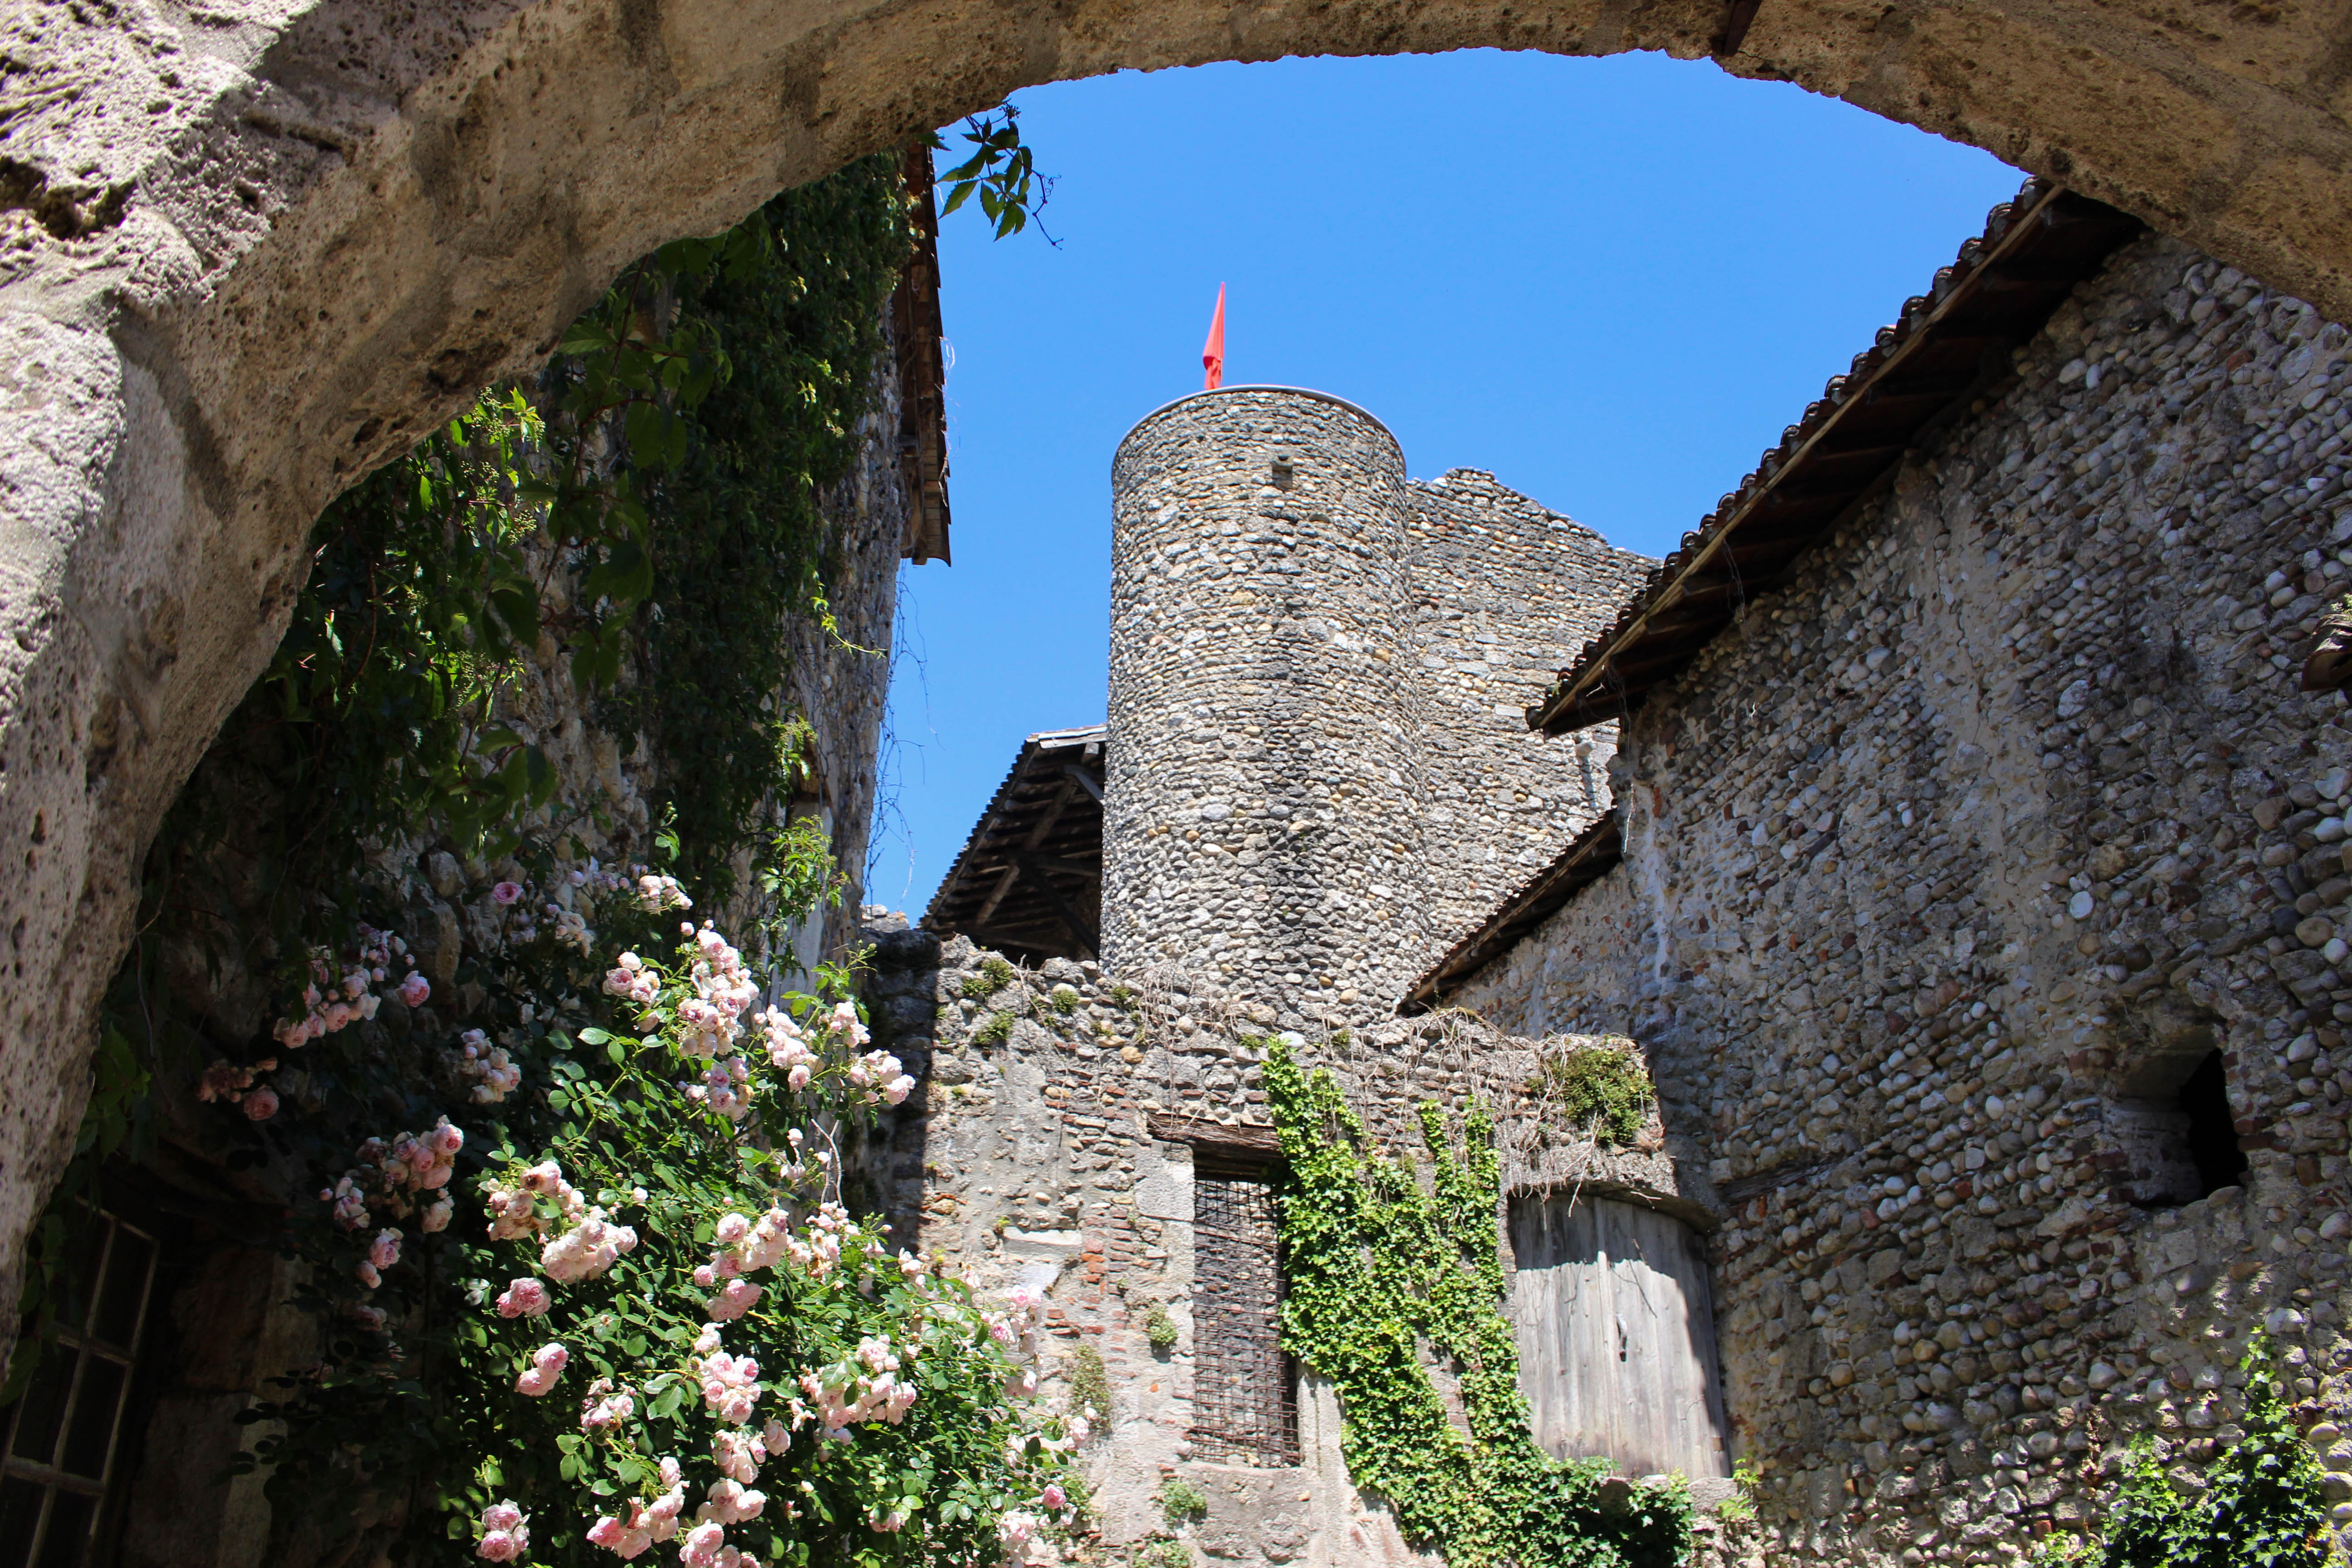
xmin=2 ymin=0 xmax=2349 ymax=1323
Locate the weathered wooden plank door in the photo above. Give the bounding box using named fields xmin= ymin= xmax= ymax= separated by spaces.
xmin=1509 ymin=1194 xmax=1731 ymax=1479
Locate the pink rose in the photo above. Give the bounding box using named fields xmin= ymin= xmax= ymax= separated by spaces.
xmin=493 ymin=881 xmax=525 ymax=906
xmin=397 ymin=972 xmax=431 ymax=1008
xmin=355 ymin=1261 xmax=381 ymax=1289
xmin=241 ymin=1086 xmax=280 ymax=1121
xmin=679 ymin=1522 xmax=725 ymax=1568
xmin=369 ymin=1229 xmax=402 ymax=1269
xmin=495 ymin=1279 xmax=550 ymax=1318
xmin=1042 ymin=1483 xmax=1066 ymax=1511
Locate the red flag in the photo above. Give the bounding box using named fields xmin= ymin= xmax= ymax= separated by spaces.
xmin=1202 ymin=283 xmax=1226 ymax=391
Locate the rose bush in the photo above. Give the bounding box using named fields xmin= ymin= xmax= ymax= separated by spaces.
xmin=232 ymin=866 xmax=1079 ymax=1567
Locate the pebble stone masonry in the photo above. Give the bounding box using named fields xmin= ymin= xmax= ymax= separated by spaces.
xmin=1103 ymin=387 xmax=1649 ymax=1020
xmin=876 ymin=222 xmax=2352 ymax=1568
xmin=1455 ymin=232 xmax=2352 ymax=1561
xmin=1105 ymin=388 xmax=1435 ymax=1017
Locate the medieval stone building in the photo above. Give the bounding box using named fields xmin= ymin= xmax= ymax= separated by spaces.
xmin=892 ymin=176 xmax=2352 ymax=1567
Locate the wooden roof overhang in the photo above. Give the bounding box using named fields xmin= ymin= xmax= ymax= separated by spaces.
xmin=1398 ymin=816 xmax=1624 ymax=1015
xmin=892 ymin=144 xmax=951 ymax=565
xmin=922 ymin=726 xmax=1106 ymax=961
xmin=1525 ymin=180 xmax=2145 ymax=737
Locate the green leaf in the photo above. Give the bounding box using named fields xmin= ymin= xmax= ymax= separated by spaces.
xmin=559 ymin=323 xmax=620 ymax=356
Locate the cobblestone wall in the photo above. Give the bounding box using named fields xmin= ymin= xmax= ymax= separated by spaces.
xmin=1404 ymin=470 xmax=1653 ymax=944
xmin=1102 ymin=391 xmax=1648 ymax=1026
xmin=1453 ymin=233 xmax=2352 ymax=1562
xmin=1104 ymin=389 xmax=1430 ymax=1020
xmin=852 ymin=919 xmax=1720 ymax=1568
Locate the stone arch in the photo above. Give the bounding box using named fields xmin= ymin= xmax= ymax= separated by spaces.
xmin=5 ymin=0 xmax=2352 ymax=1324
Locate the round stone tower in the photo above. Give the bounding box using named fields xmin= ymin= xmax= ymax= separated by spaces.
xmin=1102 ymin=387 xmax=1433 ymax=1022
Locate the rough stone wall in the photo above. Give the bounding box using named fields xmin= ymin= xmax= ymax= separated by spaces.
xmin=1452 ymin=233 xmax=2352 ymax=1560
xmin=852 ymin=921 xmax=1725 ymax=1568
xmin=10 ymin=0 xmax=2352 ymax=1357
xmin=1102 ymin=396 xmax=1648 ymax=1026
xmin=1103 ymin=389 xmax=1430 ymax=1020
xmin=1403 ymin=469 xmax=1652 ymax=941
xmin=788 ymin=317 xmax=913 ymax=958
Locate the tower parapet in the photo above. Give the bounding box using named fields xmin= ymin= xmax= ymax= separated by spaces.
xmin=1103 ymin=387 xmax=1431 ymax=1021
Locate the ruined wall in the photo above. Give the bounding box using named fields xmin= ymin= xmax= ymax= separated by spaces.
xmin=1454 ymin=233 xmax=2352 ymax=1560
xmin=852 ymin=921 xmax=1730 ymax=1568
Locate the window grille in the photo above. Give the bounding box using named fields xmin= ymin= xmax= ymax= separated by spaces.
xmin=1 ymin=1210 xmax=159 ymax=1568
xmin=1188 ymin=1159 xmax=1298 ymax=1466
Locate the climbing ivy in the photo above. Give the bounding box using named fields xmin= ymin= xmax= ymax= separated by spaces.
xmin=2099 ymin=1331 xmax=2330 ymax=1568
xmin=603 ymin=152 xmax=915 ymax=904
xmin=1264 ymin=1041 xmax=1693 ymax=1568
xmin=4 ymin=123 xmax=1034 ymax=1415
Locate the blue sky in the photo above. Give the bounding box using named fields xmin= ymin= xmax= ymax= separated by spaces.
xmin=866 ymin=49 xmax=2022 ymax=914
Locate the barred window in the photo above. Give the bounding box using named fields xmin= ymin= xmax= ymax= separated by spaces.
xmin=1187 ymin=1154 xmax=1298 ymax=1466
xmin=1 ymin=1210 xmax=159 ymax=1568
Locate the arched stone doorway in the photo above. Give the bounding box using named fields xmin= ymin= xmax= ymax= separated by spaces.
xmin=4 ymin=0 xmax=2352 ymax=1328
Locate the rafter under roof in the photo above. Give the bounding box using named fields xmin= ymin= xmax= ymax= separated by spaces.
xmin=922 ymin=726 xmax=1106 ymax=964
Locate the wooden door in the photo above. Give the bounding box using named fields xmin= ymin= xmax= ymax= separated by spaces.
xmin=1508 ymin=1195 xmax=1730 ymax=1479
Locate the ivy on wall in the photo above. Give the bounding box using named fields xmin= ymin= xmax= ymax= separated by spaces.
xmin=1263 ymin=1041 xmax=1693 ymax=1568
xmin=2097 ymin=1332 xmax=2329 ymax=1568
xmin=603 ymin=152 xmax=916 ymax=904
xmin=4 ymin=154 xmax=909 ymax=1410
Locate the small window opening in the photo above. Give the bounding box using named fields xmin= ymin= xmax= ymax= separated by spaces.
xmin=1187 ymin=1153 xmax=1298 ymax=1466
xmin=1 ymin=1208 xmax=158 ymax=1568
xmin=2176 ymin=1051 xmax=2249 ymax=1198
xmin=2112 ymin=1044 xmax=2246 ymax=1206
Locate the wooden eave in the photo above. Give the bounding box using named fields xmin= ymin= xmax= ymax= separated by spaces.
xmin=1399 ymin=816 xmax=1626 ymax=1015
xmin=922 ymin=727 xmax=1106 ymax=961
xmin=1527 ymin=179 xmax=2144 ymax=736
xmin=892 ymin=144 xmax=952 ymax=566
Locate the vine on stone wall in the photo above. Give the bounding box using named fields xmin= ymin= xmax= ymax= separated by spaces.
xmin=2097 ymin=1332 xmax=2329 ymax=1568
xmin=1264 ymin=1041 xmax=1693 ymax=1568
xmin=601 ymin=152 xmax=915 ymax=905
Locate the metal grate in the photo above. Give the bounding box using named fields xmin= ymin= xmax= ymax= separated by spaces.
xmin=1189 ymin=1165 xmax=1298 ymax=1466
xmin=1 ymin=1208 xmax=158 ymax=1568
